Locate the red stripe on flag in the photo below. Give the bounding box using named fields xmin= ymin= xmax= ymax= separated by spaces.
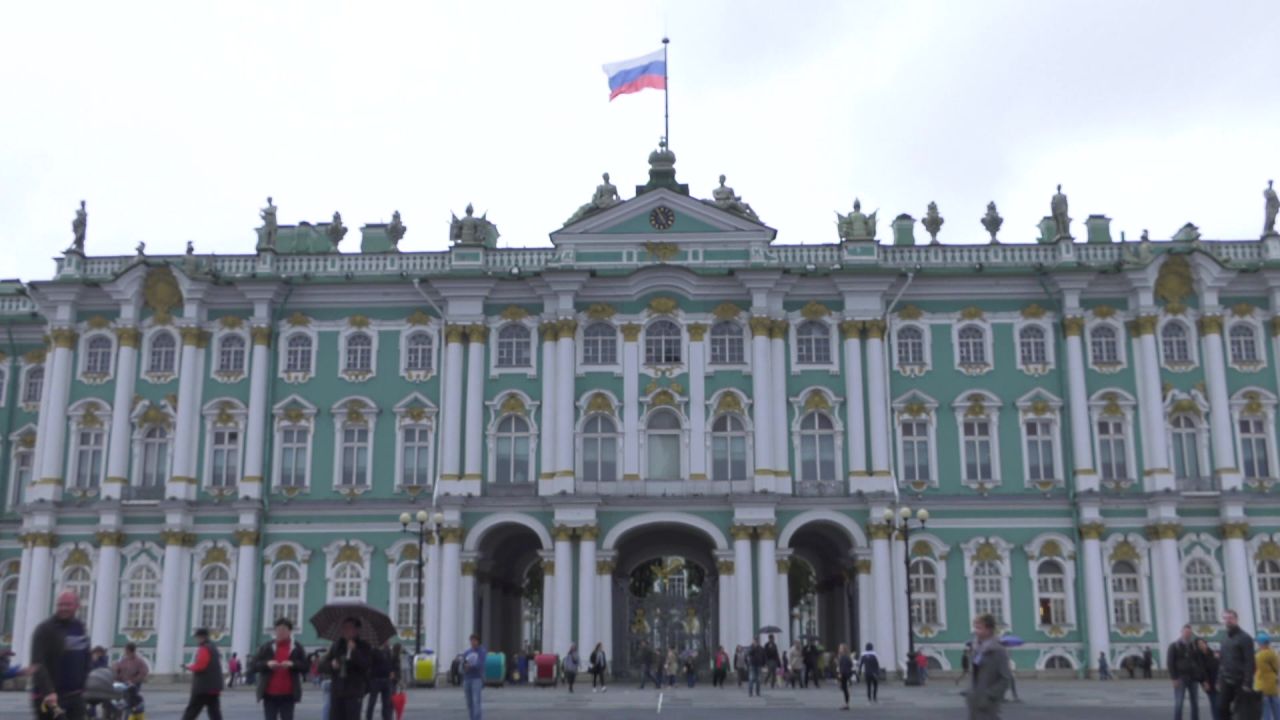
xmin=609 ymin=75 xmax=666 ymax=101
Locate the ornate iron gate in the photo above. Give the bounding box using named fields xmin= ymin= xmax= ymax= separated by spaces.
xmin=617 ymin=564 xmax=717 ymax=676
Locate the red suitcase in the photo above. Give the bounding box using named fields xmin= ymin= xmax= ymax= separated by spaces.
xmin=534 ymin=653 xmax=559 ymax=687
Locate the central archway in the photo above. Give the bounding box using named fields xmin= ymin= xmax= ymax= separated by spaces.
xmin=779 ymin=511 xmax=863 ymax=655
xmin=470 ymin=522 xmax=546 ymax=658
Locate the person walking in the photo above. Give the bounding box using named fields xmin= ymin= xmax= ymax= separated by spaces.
xmin=181 ymin=628 xmax=225 ymax=720
xmin=1143 ymin=648 xmax=1154 ymax=679
xmin=956 ymin=641 xmax=972 ymax=686
xmin=734 ymin=646 xmax=745 ymax=687
xmin=788 ymin=642 xmax=803 ymax=688
xmin=364 ymin=640 xmax=394 ymax=720
xmin=804 ymin=640 xmax=821 ymax=689
xmin=323 ymin=617 xmax=372 ymax=720
xmin=836 ymin=644 xmax=854 ymax=711
xmin=254 ymin=618 xmax=308 ymax=720
xmin=589 ymin=642 xmax=607 ymax=692
xmin=113 ymin=643 xmax=149 ymax=687
xmin=30 ymin=591 xmax=92 ymax=720
xmin=461 ymin=634 xmax=486 ymax=720
xmin=1169 ymin=624 xmax=1206 ymax=720
xmin=638 ymin=642 xmax=661 ymax=689
xmin=664 ymin=648 xmax=678 ymax=688
xmin=916 ymin=651 xmax=929 ymax=685
xmin=562 ymin=644 xmax=580 ymax=693
xmin=227 ymin=654 xmax=241 ymax=689
xmin=857 ymin=643 xmax=880 ymax=703
xmin=1098 ymin=652 xmax=1111 ymax=681
xmin=1199 ymin=639 xmax=1221 ymax=720
xmin=764 ymin=634 xmax=780 ymax=689
xmin=712 ymin=646 xmax=728 ymax=688
xmin=965 ymin=613 xmax=1012 ymax=720
xmin=1257 ymin=632 xmax=1280 ymax=720
xmin=746 ymin=639 xmax=765 ymax=697
xmin=1219 ymin=609 xmax=1257 ymax=719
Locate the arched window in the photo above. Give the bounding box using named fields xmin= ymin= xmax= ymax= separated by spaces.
xmin=84 ymin=336 xmax=113 ymax=376
xmin=897 ymin=326 xmax=925 ymax=367
xmin=140 ymin=426 xmax=170 ymax=487
xmin=1090 ymin=326 xmax=1119 ymax=365
xmin=957 ymin=325 xmax=986 ymax=366
xmin=494 ymin=415 xmax=531 ymax=484
xmin=123 ymin=564 xmax=159 ymax=630
xmin=285 ymin=334 xmax=312 ymax=373
xmin=1110 ymin=560 xmax=1142 ymax=626
xmin=1184 ymin=558 xmax=1219 ymax=624
xmin=269 ymin=564 xmax=302 ymax=627
xmin=0 ymin=576 xmax=17 ymax=639
xmin=217 ymin=335 xmax=246 ymax=374
xmin=1171 ymin=415 xmax=1204 ymax=488
xmin=1258 ymin=559 xmax=1280 ymax=626
xmin=582 ymin=323 xmax=617 ymax=366
xmin=909 ymin=559 xmax=939 ymax=626
xmin=1044 ymin=655 xmax=1073 ymax=670
xmin=345 ymin=332 xmax=373 ymax=372
xmin=198 ymin=565 xmax=231 ymax=631
xmin=1036 ymin=560 xmax=1067 ymax=626
xmin=394 ymin=563 xmax=419 ymax=629
xmin=1230 ymin=324 xmax=1260 ymax=365
xmin=709 ymin=321 xmax=744 ymax=365
xmin=496 ymin=324 xmax=532 ymax=368
xmin=148 ymin=332 xmax=176 ymax=374
xmin=644 ymin=320 xmax=682 ymax=365
xmin=1241 ymin=416 xmax=1273 ymax=481
xmin=210 ymin=427 xmax=240 ymax=487
xmin=645 ymin=410 xmax=682 ymax=480
xmin=405 ymin=331 xmax=434 ymax=373
xmin=73 ymin=426 xmax=105 ymax=489
xmin=796 ymin=321 xmax=832 ymax=365
xmin=62 ymin=566 xmax=92 ymax=622
xmin=1097 ymin=417 xmax=1129 ymax=482
xmin=22 ymin=367 xmax=44 ymax=405
xmin=710 ymin=414 xmax=748 ymax=481
xmin=798 ymin=411 xmax=837 ymax=483
xmin=1162 ymin=322 xmax=1191 ymax=364
xmin=581 ymin=414 xmax=618 ymax=482
xmin=972 ymin=560 xmax=1005 ymax=624
xmin=1019 ymin=326 xmax=1047 ymax=366
xmin=331 ymin=562 xmax=365 ymax=601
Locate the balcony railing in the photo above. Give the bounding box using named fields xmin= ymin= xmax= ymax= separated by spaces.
xmin=121 ymin=484 xmax=165 ymax=502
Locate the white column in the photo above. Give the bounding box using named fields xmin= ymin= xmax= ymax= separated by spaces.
xmin=1079 ymin=523 xmax=1110 ymax=674
xmin=775 ymin=552 xmax=792 ymax=652
xmin=1149 ymin=524 xmax=1185 ymax=652
xmin=756 ymin=526 xmax=778 ymax=645
xmin=687 ymin=325 xmax=708 ymax=481
xmin=29 ymin=342 xmax=55 ymax=488
xmin=240 ymin=326 xmax=271 ymax=497
xmin=34 ymin=331 xmax=75 ymax=495
xmin=1200 ymin=316 xmax=1240 ymax=489
xmin=770 ymin=322 xmax=790 ymax=490
xmin=578 ymin=527 xmax=598 ymax=649
xmin=438 ymin=531 xmax=462 ymax=663
xmin=154 ymin=532 xmax=190 ymax=674
xmin=539 ymin=323 xmax=558 ymax=482
xmin=732 ymin=525 xmax=755 ymax=645
xmin=555 ymin=320 xmax=576 ymax=482
xmin=425 ymin=540 xmax=441 ymax=653
xmin=167 ymin=328 xmax=203 ymax=499
xmin=716 ymin=553 xmax=736 ymax=655
xmin=840 ymin=321 xmax=867 ymax=486
xmin=540 ymin=553 xmax=555 ymax=653
xmin=748 ymin=318 xmax=774 ymax=490
xmin=463 ymin=326 xmax=486 ymax=487
xmin=440 ymin=327 xmax=466 ymax=484
xmin=230 ymin=529 xmax=259 ymax=662
xmin=1064 ymin=318 xmax=1097 ymax=492
xmin=621 ymin=325 xmax=640 ymax=481
xmin=870 ymin=524 xmax=897 ymax=673
xmin=22 ymin=537 xmax=55 ymax=660
xmin=890 ymin=530 xmax=908 ymax=674
xmin=855 ymin=556 xmax=873 ymax=655
xmin=597 ymin=555 xmax=614 ymax=668
xmin=1134 ymin=317 xmax=1173 ymax=489
xmin=13 ymin=543 xmax=33 ymax=663
xmin=553 ymin=527 xmax=574 ymax=653
xmin=90 ymin=532 xmax=124 ymax=650
xmin=460 ymin=560 xmax=476 ymax=642
xmin=1223 ymin=521 xmax=1256 ymax=632
xmin=103 ymin=328 xmax=140 ymax=499
xmin=865 ymin=321 xmax=891 ymax=477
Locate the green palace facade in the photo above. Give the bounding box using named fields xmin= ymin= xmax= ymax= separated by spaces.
xmin=4 ymin=148 xmax=1280 ymax=679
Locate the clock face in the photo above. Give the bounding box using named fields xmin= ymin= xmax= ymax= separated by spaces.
xmin=649 ymin=206 xmax=676 ymax=230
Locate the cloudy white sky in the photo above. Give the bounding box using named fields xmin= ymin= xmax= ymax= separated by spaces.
xmin=2 ymin=0 xmax=1278 ymax=281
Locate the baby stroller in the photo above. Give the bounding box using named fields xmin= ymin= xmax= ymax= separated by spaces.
xmin=83 ymin=667 xmax=145 ymax=720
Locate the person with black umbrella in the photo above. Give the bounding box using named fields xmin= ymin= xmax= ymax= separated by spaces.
xmin=323 ymin=617 xmax=372 ymax=720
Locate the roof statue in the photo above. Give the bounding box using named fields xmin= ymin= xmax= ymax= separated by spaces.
xmin=837 ymin=199 xmax=877 ymax=242
xmin=135 ymin=241 xmax=146 ymax=256
xmin=565 ymin=173 xmax=622 ymax=226
xmin=258 ymin=196 xmax=278 ymax=250
xmin=326 ymin=211 xmax=348 ymax=248
xmin=1051 ymin=184 xmax=1071 ymax=240
xmin=922 ymin=201 xmax=944 ymax=244
xmin=186 ymin=240 xmax=195 ymax=255
xmin=1265 ymin=180 xmax=1278 ymax=237
xmin=981 ymin=202 xmax=1003 ymax=243
xmin=386 ymin=211 xmax=406 ymax=248
xmin=706 ymin=174 xmax=759 ymax=222
xmin=70 ymin=200 xmax=87 ymax=253
xmin=450 ymin=204 xmax=500 ymax=248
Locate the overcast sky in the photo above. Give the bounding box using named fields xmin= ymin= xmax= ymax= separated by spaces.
xmin=3 ymin=0 xmax=1278 ymax=282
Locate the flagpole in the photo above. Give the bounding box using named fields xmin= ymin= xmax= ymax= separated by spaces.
xmin=662 ymin=36 xmax=670 ymax=147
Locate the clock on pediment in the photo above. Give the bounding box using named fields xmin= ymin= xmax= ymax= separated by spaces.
xmin=648 ymin=206 xmax=676 ymax=230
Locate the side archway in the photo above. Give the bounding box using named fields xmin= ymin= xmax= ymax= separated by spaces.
xmin=464 ymin=512 xmax=552 ymax=552
xmin=601 ymin=512 xmax=729 ymax=552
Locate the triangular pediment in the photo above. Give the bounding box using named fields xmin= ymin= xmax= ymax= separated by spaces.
xmin=551 ymin=188 xmax=776 ymax=247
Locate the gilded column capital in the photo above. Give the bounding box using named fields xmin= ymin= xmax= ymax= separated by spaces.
xmin=716 ymin=559 xmax=735 ymax=575
xmin=729 ymin=524 xmax=755 ymax=541
xmin=1144 ymin=522 xmax=1182 ymax=541
xmin=1062 ymin=316 xmax=1086 ymax=337
xmin=179 ymin=326 xmax=203 ymax=346
xmin=749 ymin=316 xmax=773 ymax=338
xmin=1197 ymin=315 xmax=1224 ymax=336
xmin=95 ymin=530 xmax=126 ymax=547
xmin=1270 ymin=316 xmax=1280 ymax=337
xmin=23 ymin=531 xmax=57 ymax=548
xmin=769 ymin=319 xmax=788 ymax=340
xmin=250 ymin=326 xmax=272 ymax=347
xmin=1221 ymin=521 xmax=1250 ymax=540
xmin=551 ymin=524 xmax=575 ymax=542
xmin=1078 ymin=522 xmax=1107 ymax=540
xmin=466 ymin=323 xmax=488 ymax=343
xmin=755 ymin=523 xmax=777 ymax=541
xmin=541 ymin=559 xmax=556 ymax=576
xmin=838 ymin=319 xmax=864 ymax=340
xmin=51 ymin=328 xmax=79 ymax=349
xmin=556 ymin=318 xmax=578 ymax=337
xmin=539 ymin=322 xmax=560 ymax=343
xmin=854 ymin=558 xmax=872 ymax=575
xmin=233 ymin=529 xmax=261 ymax=546
xmin=864 ymin=319 xmax=886 ymax=340
xmin=577 ymin=525 xmax=600 ymax=542
xmin=596 ymin=559 xmax=615 ymax=575
xmin=196 ymin=330 xmax=212 ymax=349
xmin=1133 ymin=315 xmax=1159 ymax=336
xmin=620 ymin=323 xmax=643 ymax=342
xmin=868 ymin=522 xmax=892 ymax=541
xmin=686 ymin=323 xmax=708 ymax=342
xmin=776 ymin=558 xmax=791 ymax=574
xmin=461 ymin=560 xmax=477 ymax=576
xmin=115 ymin=327 xmax=142 ymax=348
xmin=444 ymin=324 xmax=467 ymax=344
xmin=439 ymin=526 xmax=464 ymax=544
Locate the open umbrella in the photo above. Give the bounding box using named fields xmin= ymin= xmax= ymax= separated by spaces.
xmin=999 ymin=634 xmax=1024 ymax=648
xmin=757 ymin=626 xmax=783 ymax=635
xmin=310 ymin=602 xmax=398 ymax=647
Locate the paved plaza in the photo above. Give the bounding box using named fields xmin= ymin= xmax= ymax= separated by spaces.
xmin=0 ymin=678 xmax=1185 ymax=719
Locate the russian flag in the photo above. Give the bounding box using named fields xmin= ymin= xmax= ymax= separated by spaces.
xmin=603 ymin=48 xmax=666 ymax=101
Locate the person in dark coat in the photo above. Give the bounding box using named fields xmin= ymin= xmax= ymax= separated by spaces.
xmin=181 ymin=628 xmax=225 ymax=720
xmin=364 ymin=640 xmax=394 ymax=720
xmin=1197 ymin=638 xmax=1220 ymax=720
xmin=253 ymin=618 xmax=309 ymax=720
xmin=803 ymin=641 xmax=821 ymax=688
xmin=1217 ymin=609 xmax=1256 ymax=719
xmin=1167 ymin=624 xmax=1205 ymax=720
xmin=965 ymin=614 xmax=1012 ymax=720
xmin=322 ymin=617 xmax=373 ymax=720
xmin=837 ymin=644 xmax=854 ymax=711
xmin=29 ymin=591 xmax=92 ymax=720
xmin=746 ymin=639 xmax=765 ymax=697
xmin=638 ymin=641 xmax=661 ymax=689
xmin=1142 ymin=648 xmax=1154 ymax=679
xmin=763 ymin=634 xmax=780 ymax=688
xmin=857 ymin=643 xmax=881 ymax=702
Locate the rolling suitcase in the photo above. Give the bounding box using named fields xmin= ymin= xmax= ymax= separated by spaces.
xmin=484 ymin=651 xmax=506 ymax=687
xmin=413 ymin=652 xmax=436 ymax=687
xmin=534 ymin=653 xmax=559 ymax=686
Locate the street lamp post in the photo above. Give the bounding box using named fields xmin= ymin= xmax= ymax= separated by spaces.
xmin=883 ymin=505 xmax=929 ymax=686
xmin=400 ymin=509 xmax=445 ymax=656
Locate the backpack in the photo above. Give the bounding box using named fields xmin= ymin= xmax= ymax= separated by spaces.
xmin=861 ymin=653 xmax=880 ymax=676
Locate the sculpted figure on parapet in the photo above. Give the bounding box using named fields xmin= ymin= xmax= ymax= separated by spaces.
xmin=1264 ymin=180 xmax=1278 ymax=237
xmin=566 ymin=173 xmax=622 ymax=226
xmin=837 ymin=198 xmax=877 ymax=242
xmin=450 ymin=204 xmax=499 ymax=248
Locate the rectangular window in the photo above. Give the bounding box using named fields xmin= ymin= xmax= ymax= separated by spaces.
xmin=1240 ymin=418 xmax=1272 ymax=480
xmin=75 ymin=430 xmax=104 ymax=489
xmin=11 ymin=449 xmax=33 ymax=508
xmin=401 ymin=426 xmax=431 ymax=486
xmin=210 ymin=429 xmax=239 ymax=487
xmin=963 ymin=420 xmax=993 ymax=482
xmin=647 ymin=435 xmax=681 ymax=480
xmin=901 ymin=420 xmax=931 ymax=485
xmin=341 ymin=427 xmax=370 ymax=486
xmin=1110 ymin=573 xmax=1142 ymax=626
xmin=712 ymin=434 xmax=747 ymax=481
xmin=495 ymin=435 xmax=531 ymax=484
xmin=1024 ymin=420 xmax=1056 ymax=483
xmin=582 ymin=333 xmax=617 ymax=366
xmin=1097 ymin=419 xmax=1128 ymax=481
xmin=279 ymin=427 xmax=309 ymax=487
